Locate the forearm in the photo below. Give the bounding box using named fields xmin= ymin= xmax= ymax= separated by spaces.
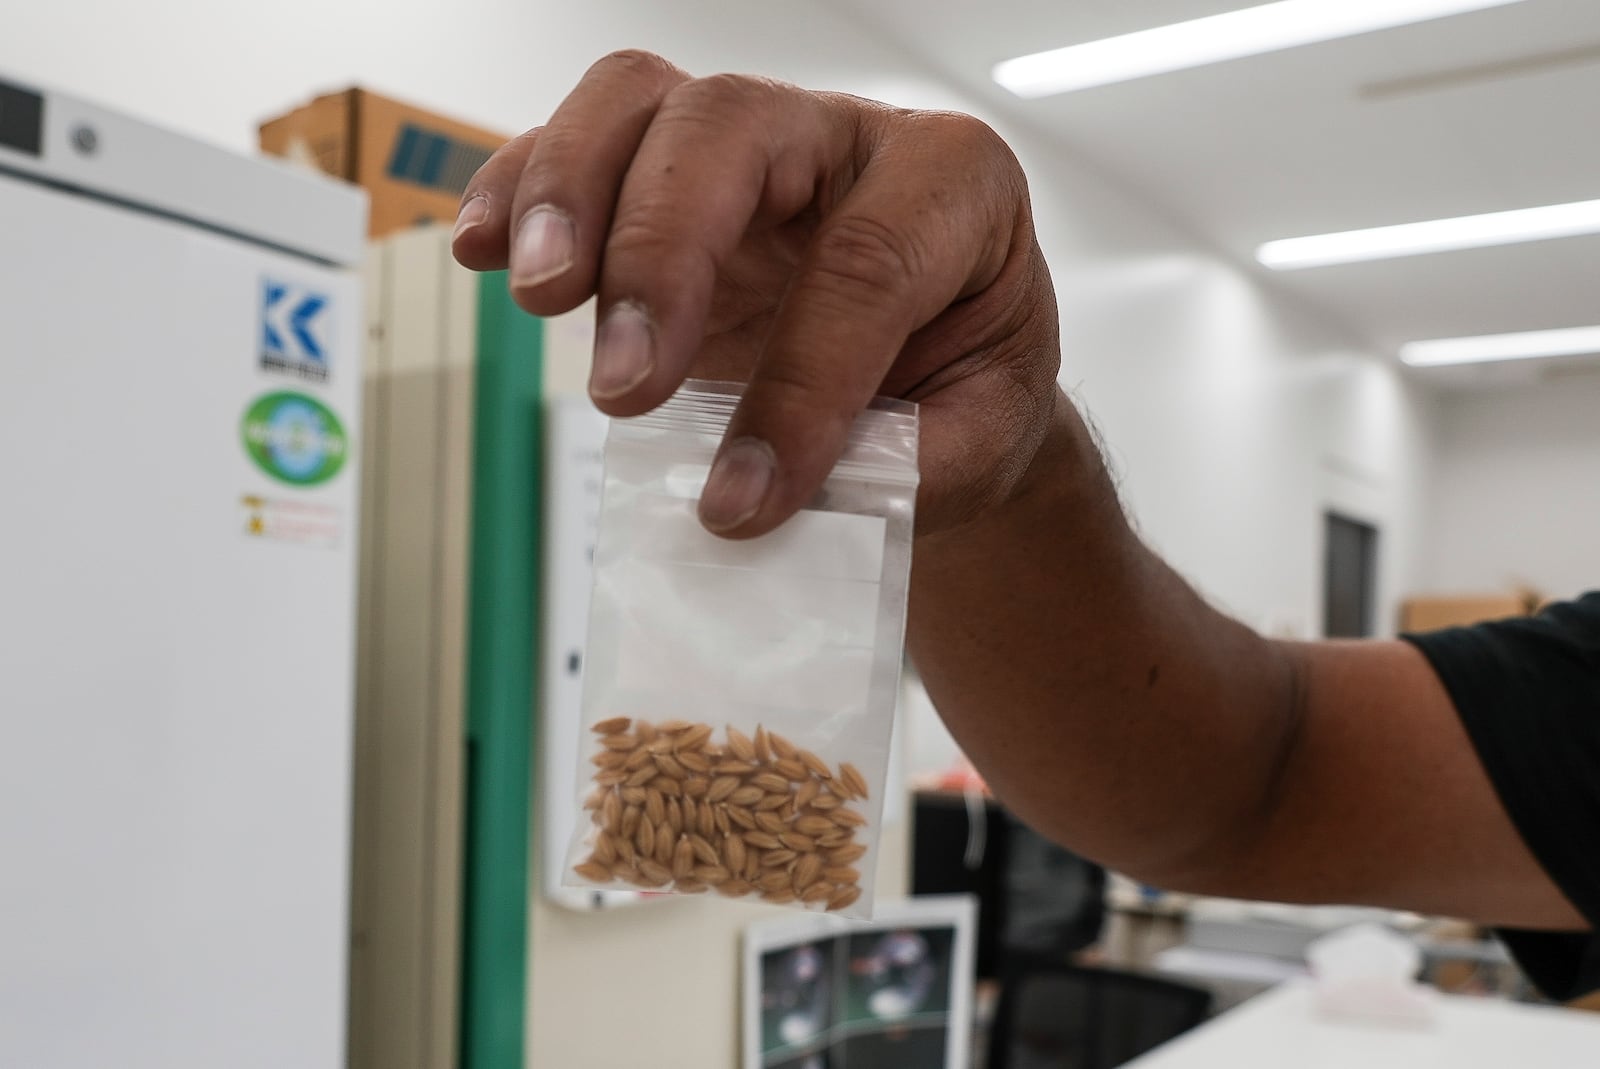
xmin=908 ymin=389 xmax=1299 ymax=889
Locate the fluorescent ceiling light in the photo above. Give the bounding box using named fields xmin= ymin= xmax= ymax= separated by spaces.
xmin=993 ymin=0 xmax=1527 ymax=98
xmin=1401 ymin=325 xmax=1600 ymax=367
xmin=1256 ymin=198 xmax=1600 ymax=269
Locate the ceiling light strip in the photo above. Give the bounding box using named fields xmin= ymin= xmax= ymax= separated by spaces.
xmin=992 ymin=0 xmax=1527 ymax=98
xmin=1401 ymin=325 xmax=1600 ymax=366
xmin=1257 ymin=198 xmax=1600 ymax=269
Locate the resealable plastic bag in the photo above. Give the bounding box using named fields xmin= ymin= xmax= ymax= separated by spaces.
xmin=564 ymin=380 xmax=919 ymax=918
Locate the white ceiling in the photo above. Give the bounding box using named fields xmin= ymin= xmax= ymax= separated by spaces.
xmin=823 ymin=0 xmax=1600 ymax=385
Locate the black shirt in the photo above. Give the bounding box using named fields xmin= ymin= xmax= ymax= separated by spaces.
xmin=1403 ymin=592 xmax=1600 ymax=1000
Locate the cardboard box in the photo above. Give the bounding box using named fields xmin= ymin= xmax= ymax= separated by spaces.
xmin=1398 ymin=594 xmax=1533 ymax=634
xmin=261 ymin=89 xmax=510 ymax=239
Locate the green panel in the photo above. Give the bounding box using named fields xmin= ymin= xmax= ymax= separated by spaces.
xmin=460 ymin=274 xmax=542 ymax=1069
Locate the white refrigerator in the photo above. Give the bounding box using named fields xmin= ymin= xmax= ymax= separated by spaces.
xmin=0 ymin=76 xmax=366 ymax=1067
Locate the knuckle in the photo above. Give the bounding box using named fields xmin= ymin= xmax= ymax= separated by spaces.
xmin=810 ymin=215 xmax=920 ymax=299
xmin=660 ymin=73 xmax=780 ymax=132
xmin=593 ymin=48 xmax=677 ymax=81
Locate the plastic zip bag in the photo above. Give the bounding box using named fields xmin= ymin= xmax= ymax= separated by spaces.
xmin=564 ymin=380 xmax=918 ymax=917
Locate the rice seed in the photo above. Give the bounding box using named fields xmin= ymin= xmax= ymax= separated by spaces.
xmin=634 ymin=719 xmax=658 ymax=744
xmin=682 ymin=797 xmax=698 ymax=829
xmin=620 ymin=805 xmax=641 ymax=839
xmin=636 ymin=814 xmax=656 ymax=856
xmin=645 ymin=789 xmax=666 ymax=827
xmin=713 ymin=805 xmax=731 ymax=837
xmin=755 ymin=811 xmax=787 ymax=835
xmin=755 ymin=793 xmax=790 ymax=812
xmin=724 ymin=834 xmax=747 ymax=873
xmin=623 ymin=746 xmax=654 ymax=771
xmin=713 ymin=759 xmax=757 ymax=776
xmin=794 ymin=780 xmax=820 ymax=809
xmin=750 ymin=772 xmax=789 ymax=793
xmin=728 ymin=786 xmax=764 ymax=807
xmin=672 ymin=836 xmax=695 ymax=879
xmin=822 ymin=866 xmax=861 ymax=885
xmin=772 ymin=758 xmax=808 ymax=782
xmin=767 ymin=731 xmax=797 ymax=760
xmin=753 ymin=725 xmax=772 ymax=763
xmin=657 ymin=719 xmax=695 ymax=734
xmin=591 ymin=750 xmax=628 ymax=770
xmin=626 ymin=765 xmax=658 ymax=788
xmin=794 ymin=815 xmax=835 ymax=837
xmin=725 ymin=805 xmax=757 ymax=830
xmin=827 ymin=843 xmax=867 ymax=864
xmin=677 ymin=751 xmax=711 ymax=774
xmin=655 ymin=822 xmax=676 ymax=866
xmin=676 ymin=723 xmax=714 ymax=751
xmin=797 ymin=750 xmax=832 ymax=780
xmin=584 ymin=788 xmax=608 ymax=811
xmin=743 ymin=848 xmax=761 ymax=881
xmin=636 ymin=859 xmax=672 ymax=886
xmin=779 ymin=832 xmax=816 ymax=852
xmin=651 ymin=777 xmax=683 ymax=797
xmin=689 ymin=834 xmax=720 ymax=866
xmin=808 ymin=793 xmax=841 ymax=811
xmin=706 ymin=776 xmax=740 ymax=803
xmin=725 ymin=726 xmax=755 ymax=761
xmin=743 ymin=831 xmax=782 ymax=850
xmin=613 ymin=837 xmax=636 ymax=865
xmin=670 ymin=796 xmax=687 ymax=833
xmin=717 ymin=879 xmax=754 ymax=898
xmin=683 ymin=776 xmax=710 ymax=798
xmin=831 ymin=808 xmax=867 ymax=827
xmin=593 ymin=769 xmax=628 ymax=787
xmin=762 ymin=888 xmax=797 ymax=905
xmin=698 ymin=804 xmax=717 ymax=840
xmin=760 ymin=848 xmax=798 ymax=867
xmin=792 ymin=853 xmax=822 ymax=891
xmin=647 ymin=736 xmax=676 ymax=754
xmin=592 ymin=831 xmax=617 ymax=866
xmin=838 ymin=762 xmax=869 ymax=800
xmin=757 ymin=870 xmax=793 ymax=893
xmin=675 ymin=879 xmax=708 ymax=894
xmin=653 ymin=753 xmax=687 ymax=780
xmin=620 ymin=786 xmax=648 ymax=805
xmin=815 ymin=830 xmax=850 ymax=848
xmin=826 ymin=885 xmax=862 ymax=912
xmin=592 ymin=716 xmax=632 ymax=735
xmin=780 ymin=798 xmax=798 ymax=821
xmin=692 ymin=864 xmax=730 ymax=885
xmin=600 ymin=733 xmax=636 ymax=751
xmin=799 ymin=881 xmax=834 ymax=904
xmin=574 ymin=860 xmax=612 ymax=883
xmin=602 ymin=792 xmax=622 ymax=834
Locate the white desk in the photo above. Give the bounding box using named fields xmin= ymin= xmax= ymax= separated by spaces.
xmin=1125 ymin=980 xmax=1600 ymax=1068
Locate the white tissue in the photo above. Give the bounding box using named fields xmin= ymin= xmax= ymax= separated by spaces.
xmin=1305 ymin=923 xmax=1438 ymax=1028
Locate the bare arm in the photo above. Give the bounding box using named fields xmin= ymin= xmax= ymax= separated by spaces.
xmin=913 ymin=395 xmax=1585 ymax=929
xmin=453 ymin=51 xmax=1586 ymax=931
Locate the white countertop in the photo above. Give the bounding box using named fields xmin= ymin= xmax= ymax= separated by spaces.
xmin=1125 ymin=980 xmax=1600 ymax=1068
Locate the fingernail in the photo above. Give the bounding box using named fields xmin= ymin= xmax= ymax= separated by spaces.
xmin=699 ymin=438 xmax=775 ymax=532
xmin=452 ymin=195 xmax=489 ymax=240
xmin=590 ymin=302 xmax=655 ymax=400
xmin=511 ymin=206 xmax=575 ymax=288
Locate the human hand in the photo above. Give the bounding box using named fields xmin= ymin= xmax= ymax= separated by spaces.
xmin=452 ymin=50 xmax=1061 ymax=536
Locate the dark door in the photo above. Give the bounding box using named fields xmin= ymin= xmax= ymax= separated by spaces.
xmin=1324 ymin=512 xmax=1379 ymax=638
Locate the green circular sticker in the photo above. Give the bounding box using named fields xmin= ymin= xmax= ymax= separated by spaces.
xmin=241 ymin=391 xmax=349 ymax=486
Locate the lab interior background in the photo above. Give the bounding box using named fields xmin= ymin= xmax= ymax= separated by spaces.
xmin=5 ymin=0 xmax=1598 ymax=1067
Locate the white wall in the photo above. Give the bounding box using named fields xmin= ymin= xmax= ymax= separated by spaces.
xmin=11 ymin=3 xmax=1441 ymax=1067
xmin=1422 ymin=375 xmax=1600 ymax=600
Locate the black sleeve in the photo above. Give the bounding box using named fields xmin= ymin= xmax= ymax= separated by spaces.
xmin=1401 ymin=592 xmax=1600 ymax=1001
